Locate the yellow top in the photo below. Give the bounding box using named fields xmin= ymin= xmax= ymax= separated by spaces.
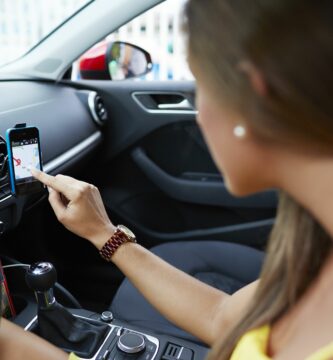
xmin=230 ymin=325 xmax=333 ymax=360
xmin=69 ymin=353 xmax=80 ymax=360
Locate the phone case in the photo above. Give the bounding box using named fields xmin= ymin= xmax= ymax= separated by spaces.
xmin=6 ymin=128 xmax=17 ymax=195
xmin=6 ymin=125 xmax=42 ymax=196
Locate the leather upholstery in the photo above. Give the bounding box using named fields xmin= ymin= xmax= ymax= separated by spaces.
xmin=111 ymin=241 xmax=264 ymax=344
xmin=35 ymin=302 xmax=109 ymax=358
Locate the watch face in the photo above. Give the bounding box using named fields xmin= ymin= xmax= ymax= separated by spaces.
xmin=118 ymin=225 xmax=136 ymax=240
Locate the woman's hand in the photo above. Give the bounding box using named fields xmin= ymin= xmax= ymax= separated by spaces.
xmin=31 ymin=169 xmax=115 ymax=249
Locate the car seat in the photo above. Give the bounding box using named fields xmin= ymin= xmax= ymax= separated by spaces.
xmin=110 ymin=241 xmax=264 ymax=344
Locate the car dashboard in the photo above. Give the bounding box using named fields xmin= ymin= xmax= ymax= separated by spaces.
xmin=0 ymin=81 xmax=105 ymax=231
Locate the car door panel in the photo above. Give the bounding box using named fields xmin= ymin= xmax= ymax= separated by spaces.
xmin=132 ymin=147 xmax=277 ymax=208
xmin=77 ymin=80 xmax=197 ymax=158
xmin=76 ymin=80 xmax=276 ymax=249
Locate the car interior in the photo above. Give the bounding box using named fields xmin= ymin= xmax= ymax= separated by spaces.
xmin=0 ymin=1 xmax=277 ymax=359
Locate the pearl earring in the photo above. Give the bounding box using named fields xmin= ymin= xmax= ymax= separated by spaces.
xmin=233 ymin=125 xmax=246 ymax=138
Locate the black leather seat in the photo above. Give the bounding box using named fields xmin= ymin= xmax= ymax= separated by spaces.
xmin=111 ymin=241 xmax=264 ymax=344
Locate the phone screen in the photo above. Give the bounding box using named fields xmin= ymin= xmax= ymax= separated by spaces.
xmin=12 ymin=137 xmax=41 ymax=179
xmin=7 ymin=127 xmax=44 ymax=196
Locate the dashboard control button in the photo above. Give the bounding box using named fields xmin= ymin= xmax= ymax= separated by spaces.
xmin=101 ymin=350 xmax=110 ymax=360
xmin=100 ymin=311 xmax=113 ymax=322
xmin=147 ymin=343 xmax=156 ymax=352
xmin=143 ymin=351 xmax=155 ymax=360
xmin=117 ymin=333 xmax=146 ymax=354
xmin=117 ymin=327 xmax=124 ymax=337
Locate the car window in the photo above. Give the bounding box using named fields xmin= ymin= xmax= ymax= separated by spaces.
xmin=72 ymin=0 xmax=193 ymax=81
xmin=0 ymin=0 xmax=92 ymax=68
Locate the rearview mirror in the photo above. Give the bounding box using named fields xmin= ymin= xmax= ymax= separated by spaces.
xmin=79 ymin=41 xmax=153 ymax=80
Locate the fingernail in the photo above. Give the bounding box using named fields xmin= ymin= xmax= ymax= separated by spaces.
xmin=47 ymin=186 xmax=53 ymax=193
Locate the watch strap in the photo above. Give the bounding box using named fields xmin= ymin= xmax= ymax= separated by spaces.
xmin=99 ymin=226 xmax=136 ymax=262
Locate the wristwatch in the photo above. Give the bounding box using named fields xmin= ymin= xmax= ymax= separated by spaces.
xmin=99 ymin=225 xmax=137 ymax=262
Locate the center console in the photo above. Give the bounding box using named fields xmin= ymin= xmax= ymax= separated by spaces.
xmin=26 ymin=310 xmax=201 ymax=360
xmin=3 ymin=261 xmax=209 ymax=360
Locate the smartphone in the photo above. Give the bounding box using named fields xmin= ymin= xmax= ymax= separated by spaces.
xmin=6 ymin=126 xmax=43 ymax=196
xmin=0 ymin=259 xmax=16 ymax=319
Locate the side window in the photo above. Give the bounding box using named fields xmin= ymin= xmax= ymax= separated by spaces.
xmin=72 ymin=0 xmax=193 ymax=81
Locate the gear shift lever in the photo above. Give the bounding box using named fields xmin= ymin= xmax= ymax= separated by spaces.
xmin=25 ymin=262 xmax=109 ymax=358
xmin=25 ymin=262 xmax=57 ymax=309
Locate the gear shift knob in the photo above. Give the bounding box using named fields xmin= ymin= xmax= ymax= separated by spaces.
xmin=26 ymin=262 xmax=57 ymax=309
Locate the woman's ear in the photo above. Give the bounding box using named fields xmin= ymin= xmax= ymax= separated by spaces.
xmin=239 ymin=61 xmax=268 ymax=97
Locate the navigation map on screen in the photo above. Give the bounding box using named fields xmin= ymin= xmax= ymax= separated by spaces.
xmin=12 ymin=138 xmax=41 ymax=180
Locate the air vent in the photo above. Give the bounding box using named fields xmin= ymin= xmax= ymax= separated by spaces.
xmin=88 ymin=91 xmax=108 ymax=126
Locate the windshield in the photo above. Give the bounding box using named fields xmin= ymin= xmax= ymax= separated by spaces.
xmin=0 ymin=0 xmax=92 ymax=68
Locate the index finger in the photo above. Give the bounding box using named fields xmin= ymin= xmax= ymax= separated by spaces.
xmin=31 ymin=168 xmax=74 ymax=198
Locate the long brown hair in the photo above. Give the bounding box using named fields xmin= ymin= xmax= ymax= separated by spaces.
xmin=184 ymin=0 xmax=333 ymax=358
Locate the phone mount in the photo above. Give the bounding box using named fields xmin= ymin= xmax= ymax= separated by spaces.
xmin=14 ymin=123 xmax=27 ymax=129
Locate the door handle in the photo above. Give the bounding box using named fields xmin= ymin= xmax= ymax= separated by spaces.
xmin=158 ymin=99 xmax=194 ymax=110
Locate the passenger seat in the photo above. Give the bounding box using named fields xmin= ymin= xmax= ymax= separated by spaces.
xmin=110 ymin=241 xmax=264 ymax=344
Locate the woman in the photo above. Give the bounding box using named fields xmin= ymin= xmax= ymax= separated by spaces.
xmin=29 ymin=0 xmax=333 ymax=359
xmin=0 ymin=317 xmax=70 ymax=359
